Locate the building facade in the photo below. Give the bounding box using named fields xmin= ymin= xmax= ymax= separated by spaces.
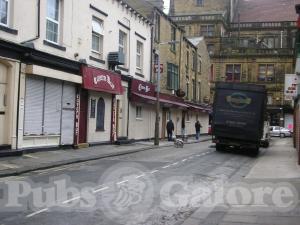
xmin=170 ymin=0 xmax=298 ymax=126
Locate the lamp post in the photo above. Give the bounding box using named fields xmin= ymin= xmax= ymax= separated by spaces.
xmin=154 ymin=41 xmax=180 ymax=146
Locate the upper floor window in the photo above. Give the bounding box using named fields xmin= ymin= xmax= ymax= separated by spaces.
xmin=171 ymin=26 xmax=176 ymax=52
xmin=92 ymin=17 xmax=104 ymax=57
xmin=167 ymin=63 xmax=179 ymax=90
xmin=119 ymin=30 xmax=128 ymax=67
xmin=196 ymin=0 xmax=204 ymax=6
xmin=136 ymin=41 xmax=143 ymax=73
xmin=154 ymin=13 xmax=160 ymax=42
xmin=200 ymin=25 xmax=214 ymax=37
xmin=258 ymin=64 xmax=274 ymax=82
xmin=0 ymin=0 xmax=8 ymax=26
xmin=192 ymin=51 xmax=197 ymax=71
xmin=226 ymin=64 xmax=241 ymax=82
xmin=46 ymin=0 xmax=60 ymax=43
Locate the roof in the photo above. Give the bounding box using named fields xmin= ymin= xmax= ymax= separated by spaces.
xmin=188 ymin=37 xmax=205 ymax=47
xmin=234 ymin=0 xmax=300 ymax=23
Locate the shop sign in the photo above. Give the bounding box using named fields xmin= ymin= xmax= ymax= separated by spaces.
xmin=131 ymin=79 xmax=155 ymax=96
xmin=82 ymin=66 xmax=123 ymax=95
xmin=284 ymin=74 xmax=298 ymax=100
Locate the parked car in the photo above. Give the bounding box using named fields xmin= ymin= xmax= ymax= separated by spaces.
xmin=261 ymin=121 xmax=270 ymax=147
xmin=269 ymin=126 xmax=292 ymax=138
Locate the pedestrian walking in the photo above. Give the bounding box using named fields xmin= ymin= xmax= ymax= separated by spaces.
xmin=195 ymin=120 xmax=202 ymax=140
xmin=166 ymin=119 xmax=175 ymax=141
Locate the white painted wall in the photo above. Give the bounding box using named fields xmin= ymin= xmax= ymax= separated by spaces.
xmin=87 ymin=91 xmax=112 ymax=143
xmin=1 ymin=0 xmax=152 ymax=82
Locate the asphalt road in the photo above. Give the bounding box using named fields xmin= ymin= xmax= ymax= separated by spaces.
xmin=0 ymin=140 xmax=270 ymax=225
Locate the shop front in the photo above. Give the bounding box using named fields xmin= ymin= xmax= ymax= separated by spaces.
xmin=21 ymin=65 xmax=82 ymax=149
xmin=129 ymin=79 xmax=157 ymax=140
xmin=78 ymin=66 xmax=123 ymax=146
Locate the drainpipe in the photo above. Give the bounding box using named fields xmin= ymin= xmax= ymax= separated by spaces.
xmin=21 ymin=0 xmax=40 ymax=44
xmin=15 ymin=62 xmax=21 ymax=150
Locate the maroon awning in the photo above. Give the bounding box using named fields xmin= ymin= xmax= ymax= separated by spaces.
xmin=187 ymin=103 xmax=212 ymax=113
xmin=131 ymin=92 xmax=157 ymax=104
xmin=81 ymin=66 xmax=123 ymax=95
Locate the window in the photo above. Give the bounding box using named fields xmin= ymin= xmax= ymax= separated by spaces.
xmin=171 ymin=26 xmax=176 ymax=51
xmin=226 ymin=64 xmax=241 ymax=82
xmin=258 ymin=64 xmax=274 ymax=82
xmin=92 ymin=17 xmax=104 ymax=57
xmin=186 ymin=51 xmax=189 ymax=69
xmin=196 ymin=0 xmax=204 ymax=6
xmin=207 ymin=44 xmax=215 ymax=55
xmin=136 ymin=106 xmax=142 ymax=119
xmin=154 ymin=13 xmax=160 ymax=42
xmin=198 ymin=82 xmax=201 ymax=101
xmin=186 ymin=82 xmax=189 ymax=99
xmin=167 ymin=63 xmax=179 ymax=90
xmin=192 ymin=79 xmax=196 ymax=100
xmin=0 ymin=0 xmax=8 ymax=26
xmin=46 ymin=0 xmax=60 ymax=43
xmin=192 ymin=51 xmax=197 ymax=71
xmin=166 ymin=111 xmax=171 ymax=121
xmin=186 ymin=112 xmax=190 ymax=122
xmin=136 ymin=41 xmax=143 ymax=72
xmin=96 ymin=98 xmax=105 ymax=131
xmin=198 ymin=59 xmax=202 ymax=74
xmin=200 ymin=25 xmax=214 ymax=37
xmin=119 ymin=30 xmax=127 ymax=66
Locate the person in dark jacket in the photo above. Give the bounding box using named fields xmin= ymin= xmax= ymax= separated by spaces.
xmin=166 ymin=120 xmax=175 ymax=141
xmin=195 ymin=120 xmax=202 ymax=140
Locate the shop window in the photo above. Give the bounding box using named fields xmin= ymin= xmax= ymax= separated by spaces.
xmin=96 ymin=98 xmax=105 ymax=131
xmin=226 ymin=64 xmax=241 ymax=82
xmin=46 ymin=0 xmax=60 ymax=44
xmin=92 ymin=17 xmax=104 ymax=58
xmin=136 ymin=41 xmax=143 ymax=73
xmin=136 ymin=106 xmax=142 ymax=119
xmin=186 ymin=112 xmax=190 ymax=122
xmin=258 ymin=64 xmax=274 ymax=82
xmin=0 ymin=0 xmax=8 ymax=26
xmin=167 ymin=63 xmax=179 ymax=90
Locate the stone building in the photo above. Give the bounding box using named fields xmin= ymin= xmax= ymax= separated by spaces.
xmin=170 ymin=0 xmax=298 ymax=126
xmin=126 ymin=0 xmax=212 ymax=138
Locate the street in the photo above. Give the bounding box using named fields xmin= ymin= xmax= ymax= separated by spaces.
xmin=0 ymin=138 xmax=299 ymax=225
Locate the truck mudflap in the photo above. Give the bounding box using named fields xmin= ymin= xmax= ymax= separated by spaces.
xmin=214 ymin=137 xmax=260 ymax=156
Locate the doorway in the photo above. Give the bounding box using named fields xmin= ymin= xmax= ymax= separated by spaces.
xmin=0 ymin=63 xmax=8 ymax=146
xmin=79 ymin=89 xmax=88 ymax=143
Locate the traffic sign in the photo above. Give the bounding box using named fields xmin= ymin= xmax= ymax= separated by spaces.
xmin=154 ymin=64 xmax=163 ymax=73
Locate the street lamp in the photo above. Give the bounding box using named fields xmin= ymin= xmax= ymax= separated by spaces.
xmin=154 ymin=40 xmax=180 ymax=146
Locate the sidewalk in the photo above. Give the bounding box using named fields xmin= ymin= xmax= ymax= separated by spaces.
xmin=0 ymin=135 xmax=211 ymax=178
xmin=181 ymin=138 xmax=300 ymax=225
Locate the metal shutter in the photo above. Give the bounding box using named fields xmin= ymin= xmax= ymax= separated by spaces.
xmin=24 ymin=76 xmax=44 ymax=135
xmin=61 ymin=83 xmax=75 ymax=145
xmin=44 ymin=79 xmax=62 ymax=135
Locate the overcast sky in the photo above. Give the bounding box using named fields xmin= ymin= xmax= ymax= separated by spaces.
xmin=164 ymin=0 xmax=170 ymax=13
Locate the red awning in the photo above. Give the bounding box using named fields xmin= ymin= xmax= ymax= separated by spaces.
xmin=131 ymin=92 xmax=157 ymax=104
xmin=81 ymin=66 xmax=123 ymax=95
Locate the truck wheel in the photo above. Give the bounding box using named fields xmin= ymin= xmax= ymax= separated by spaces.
xmin=216 ymin=144 xmax=224 ymax=152
xmin=252 ymin=147 xmax=259 ymax=156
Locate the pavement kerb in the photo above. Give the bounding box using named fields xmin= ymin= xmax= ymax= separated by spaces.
xmin=0 ymin=138 xmax=211 ymax=178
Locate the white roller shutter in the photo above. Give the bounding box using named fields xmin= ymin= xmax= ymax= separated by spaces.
xmin=44 ymin=79 xmax=62 ymax=135
xmin=24 ymin=76 xmax=44 ymax=135
xmin=61 ymin=83 xmax=76 ymax=145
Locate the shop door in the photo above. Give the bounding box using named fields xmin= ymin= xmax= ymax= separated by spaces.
xmin=79 ymin=90 xmax=88 ymax=143
xmin=61 ymin=83 xmax=76 ymax=145
xmin=0 ymin=64 xmax=7 ymax=145
xmin=161 ymin=109 xmax=167 ymax=139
